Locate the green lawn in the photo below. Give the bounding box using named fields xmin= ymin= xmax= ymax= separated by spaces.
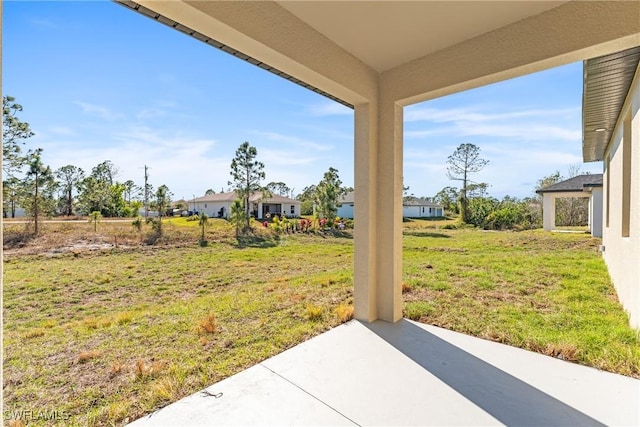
xmin=3 ymin=220 xmax=639 ymax=426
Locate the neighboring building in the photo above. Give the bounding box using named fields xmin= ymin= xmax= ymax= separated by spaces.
xmin=582 ymin=47 xmax=640 ymax=329
xmin=191 ymin=192 xmax=301 ymax=219
xmin=337 ymin=192 xmax=444 ymax=219
xmin=535 ymin=174 xmax=603 ymax=237
xmin=336 ymin=191 xmax=354 ymax=219
xmin=402 ymin=199 xmax=444 ymax=218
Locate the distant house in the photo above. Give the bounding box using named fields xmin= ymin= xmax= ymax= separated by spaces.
xmin=337 ymin=191 xmax=444 ymax=219
xmin=190 ymin=191 xmax=301 ymax=219
xmin=402 ymin=199 xmax=444 ymax=218
xmin=535 ymin=174 xmax=603 ymax=237
xmin=336 ymin=191 xmax=355 ymax=219
xmin=581 ymin=47 xmax=639 ymax=329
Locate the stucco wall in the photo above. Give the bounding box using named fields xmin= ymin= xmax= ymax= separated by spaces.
xmin=590 ymin=188 xmax=603 ymax=238
xmin=602 ymin=65 xmax=640 ymax=329
xmin=194 ymin=201 xmax=230 ymax=219
xmin=337 ymin=204 xmax=354 ymax=219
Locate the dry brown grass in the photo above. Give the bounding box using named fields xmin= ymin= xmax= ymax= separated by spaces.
xmin=78 ymin=350 xmax=101 ymax=363
xmin=305 ymin=304 xmax=324 ymax=321
xmin=335 ymin=303 xmax=354 ymax=322
xmin=197 ymin=313 xmax=217 ymax=334
xmin=24 ymin=328 xmax=46 ymax=339
xmin=134 ymin=359 xmax=166 ymax=379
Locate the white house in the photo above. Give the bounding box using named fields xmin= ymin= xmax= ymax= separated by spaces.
xmin=336 ymin=191 xmax=354 ymax=219
xmin=191 ymin=192 xmax=301 ymax=219
xmin=402 ymin=199 xmax=444 ymax=218
xmin=536 ymin=174 xmax=603 ymax=237
xmin=338 ymin=192 xmax=444 ymax=219
xmin=583 ymin=47 xmax=640 ymax=329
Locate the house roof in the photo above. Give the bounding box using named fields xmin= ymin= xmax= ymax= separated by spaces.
xmin=535 ymin=174 xmax=603 ymax=194
xmin=403 ymin=199 xmax=443 ymax=208
xmin=338 ymin=191 xmax=355 ymax=204
xmin=194 ymin=191 xmax=300 ymax=204
xmin=339 ymin=192 xmax=443 ymax=208
xmin=582 ymin=46 xmax=640 ymax=162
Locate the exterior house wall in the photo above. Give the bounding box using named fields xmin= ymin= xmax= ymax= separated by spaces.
xmin=337 ymin=204 xmax=354 ymax=219
xmin=589 ymin=188 xmax=603 ymax=238
xmin=402 ymin=205 xmax=443 ymax=218
xmin=602 ymin=65 xmax=640 ymax=329
xmin=194 ymin=201 xmax=231 ymax=219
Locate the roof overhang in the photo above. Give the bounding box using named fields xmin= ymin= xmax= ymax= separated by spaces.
xmin=582 ymin=46 xmax=640 ymax=162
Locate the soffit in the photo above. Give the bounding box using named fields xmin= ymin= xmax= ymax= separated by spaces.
xmin=582 ymin=46 xmax=640 ymax=162
xmin=276 ymin=1 xmax=567 ymax=73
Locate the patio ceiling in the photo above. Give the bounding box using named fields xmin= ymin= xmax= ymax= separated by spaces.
xmin=276 ymin=1 xmax=567 ymax=73
xmin=583 ymin=46 xmax=640 ymax=162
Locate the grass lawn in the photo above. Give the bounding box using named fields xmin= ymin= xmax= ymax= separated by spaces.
xmin=3 ymin=218 xmax=639 ymax=426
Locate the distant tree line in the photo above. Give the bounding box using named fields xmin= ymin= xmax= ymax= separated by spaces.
xmin=2 ymin=96 xmax=173 ymax=234
xmin=429 ymin=143 xmax=589 ymax=230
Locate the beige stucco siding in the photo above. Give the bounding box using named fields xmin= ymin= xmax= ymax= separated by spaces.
xmin=602 ymin=64 xmax=640 ymax=328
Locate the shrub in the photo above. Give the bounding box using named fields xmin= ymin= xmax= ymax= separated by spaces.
xmin=305 ymin=304 xmax=324 ymax=321
xmin=197 ymin=313 xmax=217 ymax=334
xmin=335 ymin=304 xmax=354 ymax=322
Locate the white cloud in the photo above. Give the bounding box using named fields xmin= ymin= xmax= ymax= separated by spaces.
xmin=73 ymin=101 xmax=123 ymax=121
xmin=30 ymin=18 xmax=58 ymax=30
xmin=404 ymin=106 xmax=579 ymax=123
xmin=306 ymin=102 xmax=353 ymax=117
xmin=252 ymin=130 xmax=333 ymax=151
xmin=49 ymin=126 xmax=76 ymax=136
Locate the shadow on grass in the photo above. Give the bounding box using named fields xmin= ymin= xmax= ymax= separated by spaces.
xmin=235 ymin=235 xmax=280 ymax=249
xmin=403 ymin=231 xmax=451 ymax=238
xmin=2 ymin=229 xmax=37 ymax=249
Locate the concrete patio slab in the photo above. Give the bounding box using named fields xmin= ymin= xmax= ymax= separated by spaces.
xmin=129 ymin=319 xmax=639 ymax=426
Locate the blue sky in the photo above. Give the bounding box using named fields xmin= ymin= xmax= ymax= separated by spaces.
xmin=3 ymin=1 xmax=601 ymax=201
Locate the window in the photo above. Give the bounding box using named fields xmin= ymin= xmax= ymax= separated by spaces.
xmin=290 ymin=205 xmax=295 ymax=214
xmin=422 ymin=207 xmax=425 ymax=213
xmin=204 ymin=204 xmax=207 ymax=208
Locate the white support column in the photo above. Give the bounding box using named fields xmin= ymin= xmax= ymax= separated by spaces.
xmin=353 ymin=99 xmax=403 ymax=323
xmin=375 ymin=100 xmax=403 ymax=322
xmin=354 ymin=103 xmax=378 ymax=322
xmin=542 ymin=193 xmax=556 ymax=231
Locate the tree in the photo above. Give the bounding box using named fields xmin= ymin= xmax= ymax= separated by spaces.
xmin=77 ymin=161 xmax=126 ymax=216
xmin=266 ymin=181 xmax=291 ymax=197
xmin=433 ymin=186 xmax=459 ymax=214
xmin=297 ymin=185 xmax=317 ymax=215
xmin=123 ymin=180 xmax=136 ymax=204
xmin=315 ymin=167 xmax=345 ymax=226
xmin=88 ymin=211 xmax=102 ymax=232
xmin=205 ymin=188 xmax=216 ymax=196
xmin=154 ymin=184 xmax=172 ymax=235
xmin=3 ymin=96 xmax=33 ymax=177
xmin=55 ymin=165 xmax=85 ymax=216
xmin=229 ymin=199 xmax=245 ymax=238
xmin=446 ymin=143 xmax=489 ymax=223
xmin=228 ymin=142 xmax=266 ymax=230
xmin=22 ymin=149 xmax=56 ymax=235
xmin=3 ymin=176 xmax=23 ymax=218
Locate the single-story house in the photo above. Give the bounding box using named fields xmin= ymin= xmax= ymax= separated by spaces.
xmin=191 ymin=191 xmax=301 ymax=219
xmin=402 ymin=199 xmax=444 ymax=218
xmin=535 ymin=174 xmax=603 ymax=237
xmin=582 ymin=46 xmax=640 ymax=329
xmin=337 ymin=192 xmax=444 ymax=219
xmin=336 ymin=191 xmax=355 ymax=219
